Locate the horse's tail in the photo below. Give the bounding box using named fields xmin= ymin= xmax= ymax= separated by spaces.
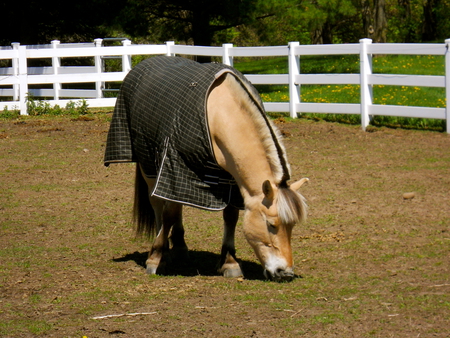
xmin=133 ymin=165 xmax=156 ymax=238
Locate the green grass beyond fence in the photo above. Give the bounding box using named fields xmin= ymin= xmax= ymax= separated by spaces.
xmin=234 ymin=55 xmax=446 ymax=132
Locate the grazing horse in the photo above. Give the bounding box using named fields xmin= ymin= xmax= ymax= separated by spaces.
xmin=104 ymin=56 xmax=308 ymax=281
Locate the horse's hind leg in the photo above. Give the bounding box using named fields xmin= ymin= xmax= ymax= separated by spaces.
xmin=169 ymin=204 xmax=189 ymax=261
xmin=146 ymin=199 xmax=187 ymax=274
xmin=145 ymin=196 xmax=170 ymax=274
xmin=218 ymin=204 xmax=243 ymax=278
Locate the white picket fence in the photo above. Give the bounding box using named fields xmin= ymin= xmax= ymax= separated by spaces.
xmin=0 ymin=38 xmax=449 ymax=132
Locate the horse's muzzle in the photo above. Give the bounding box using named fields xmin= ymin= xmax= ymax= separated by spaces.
xmin=264 ymin=267 xmax=295 ymax=282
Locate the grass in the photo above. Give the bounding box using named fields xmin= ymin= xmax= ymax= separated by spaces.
xmin=1 ymin=114 xmax=449 ymax=336
xmin=234 ymin=54 xmax=447 ymax=131
xmin=0 ymin=319 xmax=53 ymax=336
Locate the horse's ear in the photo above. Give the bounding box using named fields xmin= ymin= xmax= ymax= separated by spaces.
xmin=262 ymin=180 xmax=274 ymax=200
xmin=290 ymin=178 xmax=309 ymax=191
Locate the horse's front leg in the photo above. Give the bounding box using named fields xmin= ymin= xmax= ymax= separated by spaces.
xmin=218 ymin=204 xmax=243 ymax=278
xmin=146 ymin=197 xmax=171 ymax=275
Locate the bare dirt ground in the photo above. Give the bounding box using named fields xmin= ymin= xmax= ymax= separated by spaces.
xmin=1 ymin=114 xmax=449 ymax=337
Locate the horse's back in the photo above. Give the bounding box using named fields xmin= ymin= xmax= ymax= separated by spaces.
xmin=105 ymin=56 xmax=244 ymax=210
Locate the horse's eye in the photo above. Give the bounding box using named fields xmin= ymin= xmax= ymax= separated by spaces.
xmin=266 ymin=220 xmax=276 ymax=229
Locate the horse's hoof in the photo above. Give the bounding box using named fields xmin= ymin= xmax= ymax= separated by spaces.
xmin=219 ymin=261 xmax=243 ymax=278
xmin=219 ymin=262 xmax=243 ymax=278
xmin=146 ymin=261 xmax=166 ymax=275
xmin=223 ymin=268 xmax=244 ymax=278
xmin=145 ymin=266 xmax=158 ymax=275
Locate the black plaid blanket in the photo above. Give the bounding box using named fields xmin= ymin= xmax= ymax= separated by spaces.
xmin=104 ymin=56 xmax=249 ymax=210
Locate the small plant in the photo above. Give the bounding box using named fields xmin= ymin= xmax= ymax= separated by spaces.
xmin=1 ymin=106 xmax=20 ymax=119
xmin=26 ymin=94 xmax=54 ymax=116
xmin=65 ymin=100 xmax=89 ymax=115
xmin=25 ymin=94 xmax=89 ymax=116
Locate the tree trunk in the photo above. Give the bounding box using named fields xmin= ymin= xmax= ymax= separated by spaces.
xmin=311 ymin=28 xmax=323 ymax=44
xmin=361 ymin=0 xmax=372 ymax=38
xmin=311 ymin=21 xmax=333 ymax=44
xmin=191 ymin=9 xmax=214 ymax=63
xmin=361 ymin=0 xmax=387 ymax=43
xmin=399 ymin=0 xmax=413 ymax=42
xmin=322 ymin=21 xmax=333 ymax=44
xmin=372 ymin=0 xmax=387 ymax=43
xmin=422 ymin=0 xmax=438 ymax=42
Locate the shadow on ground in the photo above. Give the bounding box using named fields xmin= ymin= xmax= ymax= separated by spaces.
xmin=112 ymin=250 xmax=268 ymax=280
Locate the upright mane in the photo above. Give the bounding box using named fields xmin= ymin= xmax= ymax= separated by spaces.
xmin=277 ymin=186 xmax=308 ymax=225
xmin=225 ymin=73 xmax=291 ymax=184
xmin=224 ymin=73 xmax=307 ymax=225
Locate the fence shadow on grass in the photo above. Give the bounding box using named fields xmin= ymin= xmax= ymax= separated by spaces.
xmin=112 ymin=250 xmax=269 ymax=281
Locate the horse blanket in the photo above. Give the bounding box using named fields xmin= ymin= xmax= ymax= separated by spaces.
xmin=104 ymin=56 xmax=267 ymax=210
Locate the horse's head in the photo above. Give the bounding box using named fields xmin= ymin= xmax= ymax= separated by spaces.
xmin=243 ymin=178 xmax=308 ymax=282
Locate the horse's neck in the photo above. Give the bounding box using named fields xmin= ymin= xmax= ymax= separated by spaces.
xmin=207 ymin=77 xmax=277 ymax=198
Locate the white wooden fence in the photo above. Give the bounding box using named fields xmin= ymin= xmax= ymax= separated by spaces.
xmin=0 ymin=38 xmax=449 ymax=132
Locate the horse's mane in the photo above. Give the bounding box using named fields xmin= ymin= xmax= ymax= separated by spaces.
xmin=226 ymin=73 xmax=291 ymax=184
xmin=277 ymin=186 xmax=308 ymax=225
xmin=226 ymin=73 xmax=307 ymax=225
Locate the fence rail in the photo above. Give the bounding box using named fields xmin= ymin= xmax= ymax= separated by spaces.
xmin=0 ymin=38 xmax=449 ymax=132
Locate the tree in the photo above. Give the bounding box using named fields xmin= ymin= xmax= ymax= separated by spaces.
xmin=0 ymin=0 xmax=123 ymax=46
xmin=118 ymin=0 xmax=301 ymax=61
xmin=398 ymin=0 xmax=413 ymax=41
xmin=297 ymin=0 xmax=358 ymax=44
xmin=372 ymin=0 xmax=387 ymax=42
xmin=435 ymin=0 xmax=450 ymax=41
xmin=422 ymin=0 xmax=438 ymax=41
xmin=360 ymin=0 xmax=387 ymax=43
xmin=4 ymin=0 xmax=449 ymax=49
xmin=120 ymin=0 xmax=260 ymax=45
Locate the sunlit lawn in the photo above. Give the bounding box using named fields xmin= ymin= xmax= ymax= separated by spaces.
xmin=234 ymin=54 xmax=446 ymax=130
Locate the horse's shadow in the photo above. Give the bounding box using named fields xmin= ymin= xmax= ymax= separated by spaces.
xmin=112 ymin=250 xmax=266 ymax=280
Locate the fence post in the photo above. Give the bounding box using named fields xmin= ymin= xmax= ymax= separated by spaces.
xmin=360 ymin=38 xmax=373 ymax=131
xmin=445 ymin=39 xmax=450 ymax=134
xmin=17 ymin=45 xmax=28 ymax=115
xmin=288 ymin=41 xmax=300 ymax=119
xmin=166 ymin=41 xmax=175 ymax=56
xmin=121 ymin=39 xmax=132 ymax=73
xmin=94 ymin=38 xmax=103 ymax=99
xmin=222 ymin=43 xmax=233 ymax=66
xmin=51 ymin=40 xmax=61 ymax=101
xmin=11 ymin=43 xmax=20 ymax=101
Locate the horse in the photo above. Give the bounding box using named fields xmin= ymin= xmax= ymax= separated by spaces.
xmin=104 ymin=56 xmax=308 ymax=282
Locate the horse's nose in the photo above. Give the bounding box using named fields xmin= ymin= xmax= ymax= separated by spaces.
xmin=278 ymin=267 xmax=295 ymax=281
xmin=265 ymin=267 xmax=295 ymax=282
